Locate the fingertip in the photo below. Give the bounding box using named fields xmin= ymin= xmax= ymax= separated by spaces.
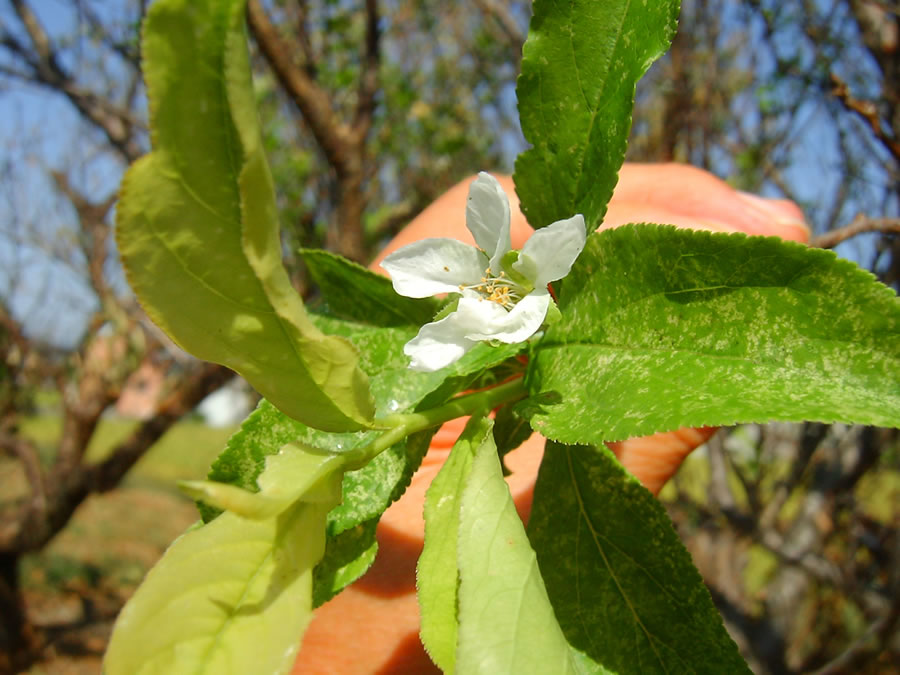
xmin=736 ymin=192 xmax=810 ymax=243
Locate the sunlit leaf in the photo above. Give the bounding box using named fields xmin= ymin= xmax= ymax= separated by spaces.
xmin=180 ymin=441 xmax=346 ymax=519
xmin=117 ymin=0 xmax=373 ymax=432
xmin=104 ymin=469 xmax=342 ymax=675
xmin=417 ymin=417 xmax=493 ymax=671
xmin=454 ymin=421 xmax=584 ymax=673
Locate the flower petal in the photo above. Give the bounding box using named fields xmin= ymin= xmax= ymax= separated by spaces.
xmin=514 ymin=214 xmax=586 ymax=287
xmin=465 ymin=172 xmax=511 ymax=274
xmin=404 ymin=313 xmax=479 ymax=372
xmin=465 ymin=290 xmax=551 ymax=343
xmin=381 ymin=238 xmax=486 ymax=298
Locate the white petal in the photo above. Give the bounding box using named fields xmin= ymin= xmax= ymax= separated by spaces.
xmin=454 ymin=294 xmax=511 ymax=331
xmin=404 ymin=313 xmax=479 ymax=372
xmin=465 ymin=291 xmax=551 ymax=343
xmin=381 ymin=238 xmax=486 ymax=298
xmin=465 ymin=172 xmax=511 ymax=274
xmin=514 ymin=214 xmax=586 ymax=287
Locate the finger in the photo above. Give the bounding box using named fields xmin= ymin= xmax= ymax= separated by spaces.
xmin=606 ymin=427 xmax=719 ymax=496
xmin=613 ymin=163 xmax=809 ymax=242
xmin=369 ymin=174 xmax=531 ymax=267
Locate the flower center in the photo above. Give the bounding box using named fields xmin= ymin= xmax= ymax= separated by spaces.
xmin=459 ymin=269 xmax=525 ymax=310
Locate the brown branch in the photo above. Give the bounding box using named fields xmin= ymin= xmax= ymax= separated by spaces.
xmin=352 ymin=0 xmax=380 ymax=142
xmin=0 ymin=362 xmax=232 ymax=554
xmin=830 ymin=72 xmax=900 ymax=163
xmin=0 ymin=434 xmax=45 ymax=524
xmin=49 ymin=170 xmax=117 ymax=309
xmin=811 ymin=214 xmax=900 ymax=249
xmin=294 ymin=0 xmax=318 ymax=77
xmin=0 ymin=303 xmax=29 ymax=357
xmin=246 ymin=0 xmax=351 ymax=171
xmin=89 ymin=362 xmax=233 ymax=491
xmin=246 ymin=0 xmax=373 ymax=261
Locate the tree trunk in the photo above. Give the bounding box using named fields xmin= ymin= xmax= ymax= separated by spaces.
xmin=0 ymin=551 xmax=37 ymax=673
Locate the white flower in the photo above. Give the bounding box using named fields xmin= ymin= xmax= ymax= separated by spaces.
xmin=381 ymin=173 xmax=586 ymax=372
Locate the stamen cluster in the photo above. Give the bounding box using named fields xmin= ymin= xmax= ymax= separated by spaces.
xmin=461 ymin=270 xmax=524 ymax=309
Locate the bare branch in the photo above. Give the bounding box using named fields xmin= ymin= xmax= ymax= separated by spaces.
xmin=0 ymin=434 xmax=45 ymax=521
xmin=6 ymin=0 xmax=143 ymax=162
xmin=352 ymin=0 xmax=380 ymax=142
xmin=294 ymin=0 xmax=318 ymax=77
xmin=89 ymin=363 xmax=233 ymax=491
xmin=0 ymin=362 xmax=232 ymax=554
xmin=811 ymin=214 xmax=900 ymax=249
xmin=246 ymin=0 xmax=351 ymax=171
xmin=830 ymin=73 xmax=900 ymax=163
xmin=49 ymin=170 xmax=117 ymax=309
xmin=811 ymin=595 xmax=900 ymax=674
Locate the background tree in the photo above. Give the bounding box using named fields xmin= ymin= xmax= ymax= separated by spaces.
xmin=0 ymin=0 xmax=896 ymax=672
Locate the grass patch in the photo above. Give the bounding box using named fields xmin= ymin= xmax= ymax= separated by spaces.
xmin=18 ymin=415 xmax=235 ymax=486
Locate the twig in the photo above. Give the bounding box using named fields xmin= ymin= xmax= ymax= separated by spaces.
xmin=7 ymin=0 xmax=143 ymax=162
xmin=829 ymin=73 xmax=900 ymax=163
xmin=811 ymin=214 xmax=900 ymax=249
xmin=0 ymin=363 xmax=232 ymax=554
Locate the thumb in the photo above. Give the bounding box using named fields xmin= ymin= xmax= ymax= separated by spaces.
xmin=606 ymin=427 xmax=719 ymax=496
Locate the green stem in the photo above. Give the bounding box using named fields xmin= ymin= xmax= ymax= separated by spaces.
xmin=346 ymin=377 xmax=528 ymax=468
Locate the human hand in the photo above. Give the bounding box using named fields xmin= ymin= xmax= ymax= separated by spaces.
xmin=294 ymin=163 xmax=809 ymax=674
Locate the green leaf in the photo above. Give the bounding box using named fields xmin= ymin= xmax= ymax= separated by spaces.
xmin=418 ymin=417 xmax=493 ymax=671
xmin=493 ymin=402 xmax=533 ymax=473
xmin=199 ymin=317 xmax=445 ymax=602
xmin=455 ymin=421 xmax=584 ymax=674
xmin=116 ymin=0 xmax=373 ymax=432
xmin=181 ymin=441 xmax=346 ymax=519
xmin=200 ymin=313 xmax=524 ymax=603
xmin=528 ymin=442 xmax=749 ymax=673
xmin=527 ymin=225 xmax=900 ymax=444
xmin=514 ymin=0 xmax=679 ymax=230
xmin=312 ymin=517 xmax=378 ymax=608
xmin=104 ymin=470 xmax=342 ymax=675
xmin=301 ymin=248 xmax=440 ymax=326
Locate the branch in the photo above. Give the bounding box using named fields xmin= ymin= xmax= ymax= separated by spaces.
xmin=829 ymin=73 xmax=900 ymax=163
xmin=246 ymin=0 xmax=351 ymax=171
xmin=89 ymin=363 xmax=233 ymax=491
xmin=0 ymin=362 xmax=232 ymax=554
xmin=294 ymin=0 xmax=318 ymax=77
xmin=7 ymin=0 xmax=143 ymax=162
xmin=352 ymin=0 xmax=380 ymax=142
xmin=49 ymin=170 xmax=117 ymax=308
xmin=811 ymin=214 xmax=900 ymax=249
xmin=0 ymin=434 xmax=45 ymax=525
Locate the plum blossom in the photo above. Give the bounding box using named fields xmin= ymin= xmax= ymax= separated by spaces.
xmin=381 ymin=172 xmax=586 ymax=372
